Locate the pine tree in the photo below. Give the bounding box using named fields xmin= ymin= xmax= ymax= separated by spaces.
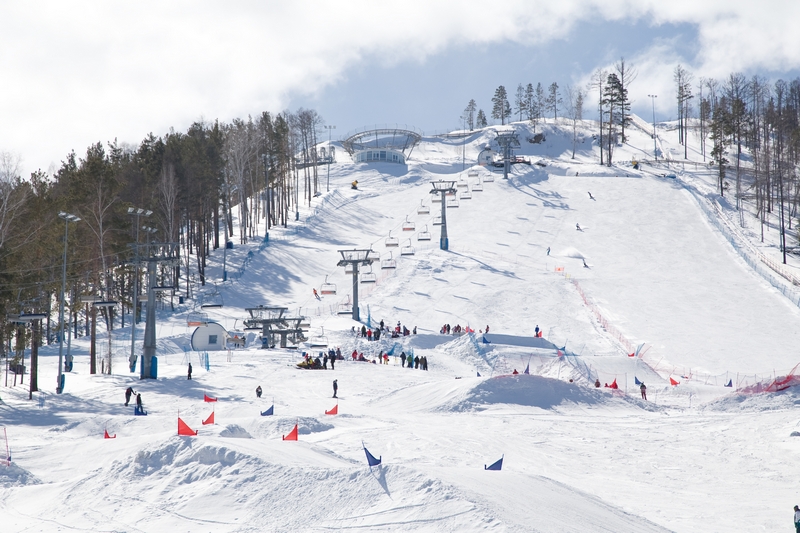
xmin=463 ymin=99 xmax=477 ymax=130
xmin=476 ymin=109 xmax=488 ymax=128
xmin=514 ymin=84 xmax=526 ymax=122
xmin=546 ymin=82 xmax=562 ymax=120
xmin=524 ymin=83 xmax=534 ymax=120
xmin=491 ymin=86 xmax=510 ymax=125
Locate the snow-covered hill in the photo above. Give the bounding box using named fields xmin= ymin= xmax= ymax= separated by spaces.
xmin=2 ymin=115 xmax=800 ymax=532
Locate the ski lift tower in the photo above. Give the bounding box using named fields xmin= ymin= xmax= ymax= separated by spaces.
xmin=337 ymin=249 xmax=374 ymax=322
xmin=430 ymin=180 xmax=457 ymax=250
xmin=495 ymin=131 xmax=520 ymax=180
xmin=128 ymin=242 xmax=180 ymax=379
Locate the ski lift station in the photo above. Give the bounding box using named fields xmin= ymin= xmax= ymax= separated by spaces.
xmin=342 ymin=127 xmax=422 ymax=164
xmin=190 ymin=321 xmax=229 ymax=351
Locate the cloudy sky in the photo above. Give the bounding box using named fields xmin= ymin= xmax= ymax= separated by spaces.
xmin=2 ymin=1 xmax=800 ymax=178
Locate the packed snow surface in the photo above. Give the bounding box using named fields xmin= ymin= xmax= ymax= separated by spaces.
xmin=3 ymin=116 xmax=800 ymax=532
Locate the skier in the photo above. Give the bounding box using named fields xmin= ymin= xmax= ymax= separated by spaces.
xmin=794 ymin=505 xmax=800 ymax=532
xmin=124 ymin=386 xmax=135 ymax=406
xmin=413 ymin=326 xmax=417 ymax=335
xmin=588 ymin=192 xmax=595 ymax=200
xmin=256 ymin=385 xmax=262 ymax=398
xmin=313 ymin=288 xmax=320 ymax=300
xmin=583 ymin=259 xmax=589 ymax=268
xmin=332 ymin=379 xmax=338 ymax=399
xmin=576 ymin=223 xmax=582 ymax=231
xmin=546 ymin=246 xmax=550 ymax=256
xmin=187 ymin=362 xmax=192 ymax=380
xmin=640 ymin=382 xmax=647 ymax=401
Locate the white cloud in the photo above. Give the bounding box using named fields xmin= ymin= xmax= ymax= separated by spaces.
xmin=2 ymin=1 xmax=799 ymax=177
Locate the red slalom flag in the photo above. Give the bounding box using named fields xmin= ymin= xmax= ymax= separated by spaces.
xmin=282 ymin=424 xmax=298 ymax=441
xmin=325 ymin=404 xmax=338 ymax=415
xmin=202 ymin=411 xmax=215 ymax=425
xmin=203 ymin=394 xmax=217 ymax=403
xmin=178 ymin=417 xmax=199 ymax=436
xmin=104 ymin=429 xmax=116 ymax=439
xmin=670 ymin=377 xmax=680 ymax=386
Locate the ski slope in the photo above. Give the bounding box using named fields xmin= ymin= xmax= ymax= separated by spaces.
xmin=2 ymin=116 xmax=800 ymax=532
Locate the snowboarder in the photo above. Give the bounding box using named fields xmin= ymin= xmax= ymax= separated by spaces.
xmin=794 ymin=505 xmax=800 ymax=532
xmin=187 ymin=362 xmax=192 ymax=380
xmin=588 ymin=192 xmax=595 ymax=200
xmin=583 ymin=259 xmax=589 ymax=268
xmin=351 ymin=180 xmax=358 ymax=190
xmin=640 ymin=382 xmax=647 ymax=401
xmin=595 ymin=379 xmax=601 ymax=388
xmin=313 ymin=288 xmax=320 ymax=300
xmin=332 ymin=379 xmax=338 ymax=399
xmin=256 ymin=386 xmax=262 ymax=398
xmin=135 ymin=393 xmax=144 ymax=413
xmin=124 ymin=386 xmax=135 ymax=406
xmin=546 ymin=246 xmax=550 ymax=256
xmin=576 ymin=223 xmax=582 ymax=231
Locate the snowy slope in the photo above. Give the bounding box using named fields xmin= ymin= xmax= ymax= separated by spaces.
xmin=2 ymin=115 xmax=800 ymax=532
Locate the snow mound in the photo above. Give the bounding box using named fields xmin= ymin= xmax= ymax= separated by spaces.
xmin=219 ymin=424 xmax=252 ymax=438
xmin=701 ymin=386 xmax=800 ymax=412
xmin=558 ymin=247 xmax=586 ymax=259
xmin=450 ymin=375 xmax=606 ymax=411
xmin=0 ymin=463 xmax=41 ymax=487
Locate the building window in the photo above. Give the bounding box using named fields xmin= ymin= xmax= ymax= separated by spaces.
xmin=209 ymin=335 xmax=218 ymax=345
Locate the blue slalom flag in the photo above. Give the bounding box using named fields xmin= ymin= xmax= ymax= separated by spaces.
xmin=261 ymin=405 xmax=274 ymax=416
xmin=482 ymin=336 xmax=490 ymax=344
xmin=724 ymin=379 xmax=732 ymax=387
xmin=363 ymin=442 xmax=381 ymax=467
xmin=634 ymin=377 xmax=641 ymax=385
xmin=523 ymin=363 xmax=530 ymax=375
xmin=477 ymin=371 xmax=481 ymax=377
xmin=485 ymin=455 xmax=503 ymax=471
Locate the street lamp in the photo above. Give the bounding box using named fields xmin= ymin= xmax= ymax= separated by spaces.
xmin=324 ymin=125 xmax=336 ymax=192
xmin=127 ymin=207 xmax=152 ymax=373
xmin=647 ymin=94 xmax=657 ymax=161
xmin=57 ymin=211 xmax=80 ymax=394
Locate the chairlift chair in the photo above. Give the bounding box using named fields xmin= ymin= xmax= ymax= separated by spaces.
xmin=433 ymin=216 xmax=443 ymax=226
xmin=468 ymin=170 xmax=479 ymax=177
xmin=460 ymin=189 xmax=472 ymax=200
xmin=187 ymin=312 xmax=209 ymax=327
xmin=360 ymin=264 xmax=377 ymax=283
xmin=483 ymin=173 xmax=495 ymax=182
xmin=385 ymin=231 xmax=399 ymax=247
xmin=417 ymin=200 xmax=430 ymax=215
xmin=381 ymin=251 xmax=397 ymax=269
xmin=367 ymin=249 xmax=381 ymax=261
xmin=446 ymin=197 xmax=460 ymax=208
xmin=400 ymin=239 xmax=416 ymax=256
xmin=310 ymin=327 xmax=329 ymax=348
xmin=320 ymin=275 xmax=337 ymax=295
xmin=431 ymin=193 xmax=442 ymax=203
xmin=345 ymin=263 xmax=355 ymax=274
xmin=472 ymin=178 xmax=484 ymax=191
xmin=417 ymin=225 xmax=431 ymax=241
xmin=457 ymin=178 xmax=469 ymax=188
xmin=402 ymin=216 xmax=415 ymax=231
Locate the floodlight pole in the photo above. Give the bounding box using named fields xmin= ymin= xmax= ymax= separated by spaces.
xmin=431 ymin=181 xmax=456 ymax=251
xmin=325 ymin=125 xmax=336 ymax=192
xmin=127 ymin=207 xmax=152 ymax=374
xmin=648 ymin=94 xmax=657 ymax=161
xmin=57 ymin=212 xmax=80 ymax=394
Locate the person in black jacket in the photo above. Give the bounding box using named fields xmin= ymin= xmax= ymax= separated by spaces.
xmin=414 ymin=356 xmax=420 ymax=369
xmin=124 ymin=386 xmax=135 ymax=406
xmin=256 ymin=385 xmax=262 ymax=398
xmin=332 ymin=379 xmax=338 ymax=398
xmin=187 ymin=362 xmax=193 ymax=380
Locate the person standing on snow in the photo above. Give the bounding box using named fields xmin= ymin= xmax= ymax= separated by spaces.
xmin=256 ymin=386 xmax=262 ymax=398
xmin=124 ymin=386 xmax=136 ymax=406
xmin=793 ymin=505 xmax=800 ymax=532
xmin=332 ymin=379 xmax=338 ymax=398
xmin=400 ymin=351 xmax=406 ymax=368
xmin=640 ymin=382 xmax=647 ymax=401
xmin=534 ymin=325 xmax=540 ymax=337
xmin=187 ymin=362 xmax=192 ymax=380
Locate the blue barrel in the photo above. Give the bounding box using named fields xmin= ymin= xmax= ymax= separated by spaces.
xmin=150 ymin=356 xmax=158 ymax=379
